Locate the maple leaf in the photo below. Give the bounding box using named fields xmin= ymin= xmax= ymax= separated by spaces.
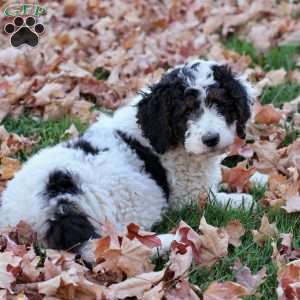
xmin=252 ymin=214 xmax=279 ymax=246
xmin=127 ymin=223 xmax=162 ymax=248
xmin=255 ymin=104 xmax=282 ymax=125
xmin=95 ymin=236 xmax=153 ymax=277
xmin=203 ymin=281 xmax=248 ymax=300
xmin=224 ymin=220 xmax=245 ymax=247
xmin=198 ymin=217 xmax=229 ymax=268
xmin=0 ymin=156 xmax=21 ymax=181
xmin=0 ymin=252 xmax=22 ymax=291
xmin=277 ymin=260 xmax=300 ymax=300
xmin=233 ymin=259 xmax=266 ymax=294
xmin=222 ymin=164 xmax=255 ymax=192
xmin=227 ymin=137 xmax=254 ymax=158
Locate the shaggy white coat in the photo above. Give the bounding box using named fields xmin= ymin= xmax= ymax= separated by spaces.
xmin=0 ymin=60 xmax=255 ymax=246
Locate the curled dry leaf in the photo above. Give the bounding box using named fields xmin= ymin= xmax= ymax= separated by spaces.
xmin=282 ymin=182 xmax=300 ymax=213
xmin=233 ymin=259 xmax=266 ymax=294
xmin=227 ymin=137 xmax=254 ymax=159
xmin=224 ymin=220 xmax=245 ymax=247
xmin=62 ymin=124 xmax=79 ymax=139
xmin=106 ymin=270 xmax=164 ymax=300
xmin=277 ymin=260 xmax=300 ymax=300
xmin=127 ymin=223 xmax=162 ymax=248
xmin=222 ymin=164 xmax=255 ymax=192
xmin=255 ymin=104 xmax=282 ymax=125
xmin=203 ymin=281 xmax=248 ymax=300
xmin=176 ymin=221 xmax=202 ymax=265
xmin=0 ymin=156 xmax=21 ymax=181
xmin=0 ymin=252 xmax=22 ymax=291
xmin=265 ymin=69 xmax=287 ymax=86
xmin=198 ymin=217 xmax=229 ymax=268
xmin=252 ymin=214 xmax=279 ymax=246
xmin=94 ymin=235 xmax=153 ymax=277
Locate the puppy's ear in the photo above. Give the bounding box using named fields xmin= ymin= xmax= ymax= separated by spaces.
xmin=212 ymin=64 xmax=255 ymax=139
xmin=137 ymin=69 xmax=187 ymax=154
xmin=137 ymin=85 xmax=174 ymax=154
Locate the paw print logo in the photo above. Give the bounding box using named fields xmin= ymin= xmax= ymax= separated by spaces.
xmin=4 ymin=16 xmax=45 ymax=48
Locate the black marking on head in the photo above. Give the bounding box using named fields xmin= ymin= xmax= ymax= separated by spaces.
xmin=137 ymin=68 xmax=200 ymax=153
xmin=117 ymin=130 xmax=169 ymax=199
xmin=45 ymin=170 xmax=81 ymax=199
xmin=67 ymin=139 xmax=101 ymax=155
xmin=46 ymin=199 xmax=98 ymax=250
xmin=210 ymin=65 xmax=252 ymax=139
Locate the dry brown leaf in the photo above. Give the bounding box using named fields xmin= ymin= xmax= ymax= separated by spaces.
xmin=233 ymin=259 xmax=266 ymax=294
xmin=106 ymin=270 xmax=164 ymax=299
xmin=255 ymin=104 xmax=282 ymax=125
xmin=222 ymin=164 xmax=255 ymax=192
xmin=0 ymin=156 xmax=21 ymax=181
xmin=277 ymin=260 xmax=300 ymax=300
xmin=265 ymin=69 xmax=287 ymax=86
xmin=203 ymin=281 xmax=248 ymax=300
xmin=224 ymin=220 xmax=245 ymax=247
xmin=227 ymin=137 xmax=254 ymax=159
xmin=62 ymin=124 xmax=79 ymax=139
xmin=0 ymin=252 xmax=22 ymax=291
xmin=165 ymin=280 xmax=200 ymax=300
xmin=282 ymin=182 xmax=300 ymax=213
xmin=198 ymin=217 xmax=229 ymax=268
xmin=95 ymin=236 xmax=153 ymax=277
xmin=252 ymin=214 xmax=279 ymax=246
xmin=127 ymin=223 xmax=162 ymax=248
xmin=176 ymin=221 xmax=202 ymax=265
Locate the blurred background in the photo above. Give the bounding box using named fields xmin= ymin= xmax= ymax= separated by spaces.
xmin=0 ymin=0 xmax=299 ymax=124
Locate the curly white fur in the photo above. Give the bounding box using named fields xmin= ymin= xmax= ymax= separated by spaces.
xmin=0 ymin=59 xmax=256 ymax=248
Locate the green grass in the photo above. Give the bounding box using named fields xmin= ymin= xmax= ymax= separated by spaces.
xmin=260 ymin=83 xmax=300 ymax=107
xmin=2 ymin=115 xmax=88 ymax=160
xmin=263 ymin=45 xmax=300 ymax=71
xmin=153 ymin=185 xmax=300 ymax=300
xmin=225 ymin=36 xmax=299 ymax=72
xmin=224 ymin=35 xmax=258 ymax=64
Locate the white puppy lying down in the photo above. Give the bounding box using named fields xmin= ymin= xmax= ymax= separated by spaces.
xmin=0 ymin=60 xmax=257 ymax=253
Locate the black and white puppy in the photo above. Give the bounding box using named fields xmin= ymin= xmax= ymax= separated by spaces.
xmin=0 ymin=60 xmax=255 ymax=251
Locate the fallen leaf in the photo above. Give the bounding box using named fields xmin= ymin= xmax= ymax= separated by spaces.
xmin=277 ymin=260 xmax=300 ymax=300
xmin=127 ymin=223 xmax=162 ymax=248
xmin=0 ymin=252 xmax=22 ymax=291
xmin=198 ymin=217 xmax=229 ymax=268
xmin=0 ymin=156 xmax=21 ymax=181
xmin=255 ymin=104 xmax=282 ymax=125
xmin=252 ymin=214 xmax=279 ymax=246
xmin=222 ymin=164 xmax=255 ymax=192
xmin=203 ymin=281 xmax=248 ymax=300
xmin=233 ymin=259 xmax=266 ymax=294
xmin=224 ymin=220 xmax=245 ymax=247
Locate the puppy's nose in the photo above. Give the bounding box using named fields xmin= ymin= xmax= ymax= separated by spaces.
xmin=202 ymin=133 xmax=220 ymax=147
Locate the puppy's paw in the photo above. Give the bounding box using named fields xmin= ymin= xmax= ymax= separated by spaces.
xmin=213 ymin=192 xmax=254 ymax=210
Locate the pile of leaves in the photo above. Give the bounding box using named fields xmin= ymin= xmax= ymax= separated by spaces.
xmin=0 ymin=218 xmax=268 ymax=299
xmin=0 ymin=0 xmax=299 ymax=299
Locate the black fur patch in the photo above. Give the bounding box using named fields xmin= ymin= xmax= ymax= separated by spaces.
xmin=46 ymin=199 xmax=98 ymax=250
xmin=117 ymin=131 xmax=170 ymax=199
xmin=45 ymin=170 xmax=81 ymax=199
xmin=137 ymin=69 xmax=200 ymax=154
xmin=67 ymin=139 xmax=100 ymax=155
xmin=210 ymin=65 xmax=251 ymax=139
